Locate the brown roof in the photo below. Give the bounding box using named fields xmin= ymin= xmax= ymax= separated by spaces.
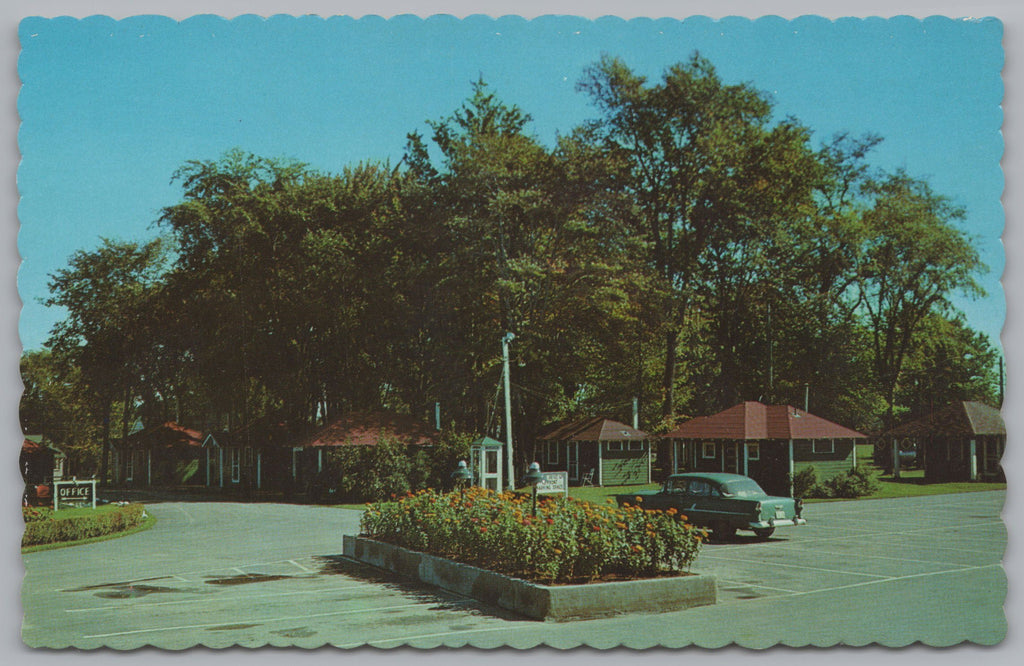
xmin=886 ymin=401 xmax=1005 ymax=438
xmin=664 ymin=401 xmax=866 ymax=441
xmin=127 ymin=422 xmax=205 ymax=448
xmin=538 ymin=417 xmax=649 ymax=442
xmin=298 ymin=411 xmax=439 ymax=448
xmin=205 ymin=417 xmax=294 ymax=449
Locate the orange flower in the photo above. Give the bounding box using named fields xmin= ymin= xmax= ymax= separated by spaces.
xmin=632 ymin=544 xmax=644 ymax=553
xmin=614 ymin=522 xmax=627 ymax=529
xmin=634 ymin=496 xmax=644 ymax=504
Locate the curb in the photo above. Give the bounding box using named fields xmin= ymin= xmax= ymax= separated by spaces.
xmin=343 ymin=535 xmax=717 ymax=621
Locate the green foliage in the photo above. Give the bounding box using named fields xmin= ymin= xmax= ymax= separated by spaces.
xmin=21 ymin=504 xmax=146 ymax=547
xmin=795 ymin=466 xmax=880 ymax=499
xmin=360 ymin=487 xmax=704 ymax=584
xmin=792 ymin=466 xmax=820 ymax=499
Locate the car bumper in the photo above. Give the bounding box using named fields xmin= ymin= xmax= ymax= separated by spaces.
xmin=749 ymin=517 xmax=807 ymax=529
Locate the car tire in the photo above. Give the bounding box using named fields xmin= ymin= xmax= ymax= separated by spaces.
xmin=753 ymin=527 xmax=775 ymax=539
xmin=712 ymin=522 xmax=736 ymax=542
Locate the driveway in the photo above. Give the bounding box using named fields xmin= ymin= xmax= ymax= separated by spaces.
xmin=21 ymin=491 xmax=1007 ymax=649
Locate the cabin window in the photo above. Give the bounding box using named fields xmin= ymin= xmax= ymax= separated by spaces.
xmin=812 ymin=439 xmax=834 ymax=454
xmin=546 ymin=443 xmax=560 ymax=465
xmin=746 ymin=443 xmax=760 ymax=461
xmin=230 ymin=448 xmax=241 ymax=483
xmin=607 ymin=442 xmax=623 ymax=452
xmin=702 ymin=442 xmax=716 ymax=459
xmin=628 ymin=440 xmax=644 ymax=451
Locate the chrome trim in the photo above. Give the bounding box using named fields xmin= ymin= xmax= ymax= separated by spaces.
xmin=749 ymin=518 xmax=807 ymax=529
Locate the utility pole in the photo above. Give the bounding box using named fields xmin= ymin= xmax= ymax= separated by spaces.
xmin=502 ymin=332 xmax=515 ymax=490
xmin=804 ymin=383 xmax=809 ymax=412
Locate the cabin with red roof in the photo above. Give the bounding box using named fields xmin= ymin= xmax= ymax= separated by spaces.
xmin=536 ymin=417 xmax=652 ymax=486
xmin=662 ymin=401 xmax=867 ymax=497
xmin=884 ymin=401 xmax=1004 ymax=482
xmin=113 ymin=421 xmax=206 ymax=487
xmin=289 ymin=411 xmax=440 ymax=488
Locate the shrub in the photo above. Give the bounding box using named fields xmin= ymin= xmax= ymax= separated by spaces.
xmin=792 ymin=466 xmax=820 ymax=498
xmin=360 ymin=487 xmax=705 ymax=584
xmin=22 ymin=504 xmax=146 ymax=547
xmin=823 ymin=467 xmax=880 ymax=498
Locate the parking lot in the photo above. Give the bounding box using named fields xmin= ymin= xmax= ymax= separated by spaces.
xmin=21 ymin=490 xmax=1006 ymax=649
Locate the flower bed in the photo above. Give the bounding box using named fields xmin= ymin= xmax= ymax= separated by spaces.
xmin=360 ymin=487 xmax=705 ymax=585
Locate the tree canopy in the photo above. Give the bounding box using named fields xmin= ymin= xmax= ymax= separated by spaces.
xmin=30 ymin=54 xmax=996 ymax=477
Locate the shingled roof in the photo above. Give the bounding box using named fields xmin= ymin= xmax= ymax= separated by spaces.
xmin=886 ymin=401 xmax=1005 ymax=438
xmin=538 ymin=416 xmax=649 ymax=442
xmin=298 ymin=411 xmax=439 ymax=448
xmin=126 ymin=422 xmax=205 ymax=448
xmin=663 ymin=401 xmax=866 ymax=441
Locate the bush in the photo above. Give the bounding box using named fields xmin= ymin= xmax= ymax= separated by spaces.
xmin=22 ymin=504 xmax=146 ymax=547
xmin=310 ymin=430 xmax=474 ymax=504
xmin=792 ymin=466 xmax=820 ymax=498
xmin=823 ymin=466 xmax=880 ymax=498
xmin=360 ymin=487 xmax=705 ymax=584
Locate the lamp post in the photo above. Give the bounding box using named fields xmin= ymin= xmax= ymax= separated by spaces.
xmin=522 ymin=461 xmax=544 ymax=517
xmin=502 ymin=332 xmax=515 ymax=490
xmin=451 ymin=460 xmax=473 ymax=501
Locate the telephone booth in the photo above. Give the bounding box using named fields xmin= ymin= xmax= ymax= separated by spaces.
xmin=469 ymin=436 xmax=505 ymax=491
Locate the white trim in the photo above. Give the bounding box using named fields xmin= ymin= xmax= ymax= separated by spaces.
xmin=257 ymin=451 xmax=262 ymax=489
xmin=230 ymin=448 xmax=241 ymax=483
xmin=969 ymin=439 xmax=978 ymax=480
xmin=702 ymin=442 xmax=716 ymax=459
xmin=608 ymin=441 xmax=623 ymax=452
xmin=219 ymin=447 xmax=224 ymax=488
xmin=813 ymin=439 xmax=835 ymax=454
xmin=747 ymin=442 xmax=760 ymax=461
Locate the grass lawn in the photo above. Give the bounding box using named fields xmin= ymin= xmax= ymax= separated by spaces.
xmin=21 ymin=504 xmax=157 ymax=554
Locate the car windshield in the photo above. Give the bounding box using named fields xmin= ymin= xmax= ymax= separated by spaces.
xmin=720 ymin=479 xmax=766 ymax=498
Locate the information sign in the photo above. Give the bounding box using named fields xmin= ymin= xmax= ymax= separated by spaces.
xmin=54 ymin=479 xmax=97 ymax=510
xmin=536 ymin=471 xmax=568 ymax=497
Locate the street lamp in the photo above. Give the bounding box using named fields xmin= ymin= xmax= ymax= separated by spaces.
xmin=451 ymin=460 xmax=473 ymax=501
xmin=522 ymin=461 xmax=544 ymax=517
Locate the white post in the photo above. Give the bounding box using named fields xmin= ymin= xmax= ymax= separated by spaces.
xmin=633 ymin=397 xmax=639 ymax=430
xmin=147 ymin=450 xmax=152 ymax=486
xmin=435 ymin=402 xmax=441 ymax=430
xmin=852 ymin=439 xmax=857 ymax=469
xmin=317 ymin=449 xmax=323 ymax=473
xmin=257 ymin=451 xmax=262 ymax=489
xmin=788 ymin=439 xmax=795 ymax=497
xmin=671 ymin=440 xmax=677 ymax=475
xmin=892 ymin=438 xmax=901 ymax=479
xmin=646 ymin=441 xmax=652 ymax=483
xmin=502 ymin=332 xmax=515 ymax=490
xmin=969 ymin=439 xmax=978 ymax=480
xmin=219 ymin=448 xmax=224 ymax=488
xmin=743 ymin=442 xmax=749 ymax=477
xmin=597 ymin=444 xmax=603 ymax=486
xmin=205 ymin=448 xmax=210 ymax=487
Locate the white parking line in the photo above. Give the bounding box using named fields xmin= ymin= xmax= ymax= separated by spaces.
xmin=83 ymin=600 xmax=474 ymax=639
xmin=757 ymin=544 xmax=978 ymax=569
xmin=289 ymin=559 xmax=314 ymax=573
xmin=700 ymin=554 xmax=888 ymax=579
xmin=716 ymin=578 xmax=800 ymax=594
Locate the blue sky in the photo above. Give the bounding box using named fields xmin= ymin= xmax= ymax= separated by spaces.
xmin=16 ymin=14 xmax=1004 ymax=353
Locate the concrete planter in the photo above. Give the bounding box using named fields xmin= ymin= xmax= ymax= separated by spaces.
xmin=343 ymin=535 xmax=716 ymax=621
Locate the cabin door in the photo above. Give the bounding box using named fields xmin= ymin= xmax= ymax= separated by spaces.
xmin=566 ymin=442 xmax=580 ymax=482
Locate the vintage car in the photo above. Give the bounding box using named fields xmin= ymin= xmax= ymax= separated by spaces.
xmin=615 ymin=472 xmax=806 ymax=540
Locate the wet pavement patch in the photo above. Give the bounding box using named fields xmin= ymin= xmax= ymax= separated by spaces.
xmin=94 ymin=584 xmax=185 ymax=599
xmin=272 ymin=627 xmax=317 ymax=638
xmin=66 ymin=576 xmax=173 ymax=592
xmin=204 ymin=573 xmax=291 ymax=586
xmin=205 ymin=623 xmax=262 ymax=631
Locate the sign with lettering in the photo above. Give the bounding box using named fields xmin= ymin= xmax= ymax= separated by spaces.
xmin=54 ymin=479 xmax=97 ymax=510
xmin=536 ymin=471 xmax=568 ymax=497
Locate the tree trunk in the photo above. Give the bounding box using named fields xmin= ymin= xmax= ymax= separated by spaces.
xmin=661 ymin=329 xmax=679 ymax=420
xmin=99 ymin=402 xmax=112 ymax=485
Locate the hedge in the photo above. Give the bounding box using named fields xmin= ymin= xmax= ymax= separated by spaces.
xmin=22 ymin=504 xmax=147 ymax=547
xmin=361 ymin=487 xmax=705 ymax=584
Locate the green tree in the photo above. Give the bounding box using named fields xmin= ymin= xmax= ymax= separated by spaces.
xmin=577 ymin=53 xmax=822 ymax=419
xmin=44 ymin=237 xmax=168 ymax=482
xmin=853 ymin=172 xmax=986 ymax=429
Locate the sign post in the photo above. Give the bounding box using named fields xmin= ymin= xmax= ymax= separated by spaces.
xmin=54 ymin=478 xmax=97 ymax=510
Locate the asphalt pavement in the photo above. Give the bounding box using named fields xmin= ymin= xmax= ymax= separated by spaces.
xmin=20 ymin=490 xmax=1007 ymax=649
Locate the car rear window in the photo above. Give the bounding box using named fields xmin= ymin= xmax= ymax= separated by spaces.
xmin=721 ymin=479 xmax=766 ymax=498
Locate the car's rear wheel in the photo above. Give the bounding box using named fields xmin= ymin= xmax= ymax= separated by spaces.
xmin=712 ymin=522 xmax=736 ymax=542
xmin=753 ymin=527 xmax=775 ymax=539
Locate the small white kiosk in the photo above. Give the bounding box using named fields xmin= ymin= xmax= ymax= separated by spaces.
xmin=469 ymin=436 xmax=505 ymax=491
